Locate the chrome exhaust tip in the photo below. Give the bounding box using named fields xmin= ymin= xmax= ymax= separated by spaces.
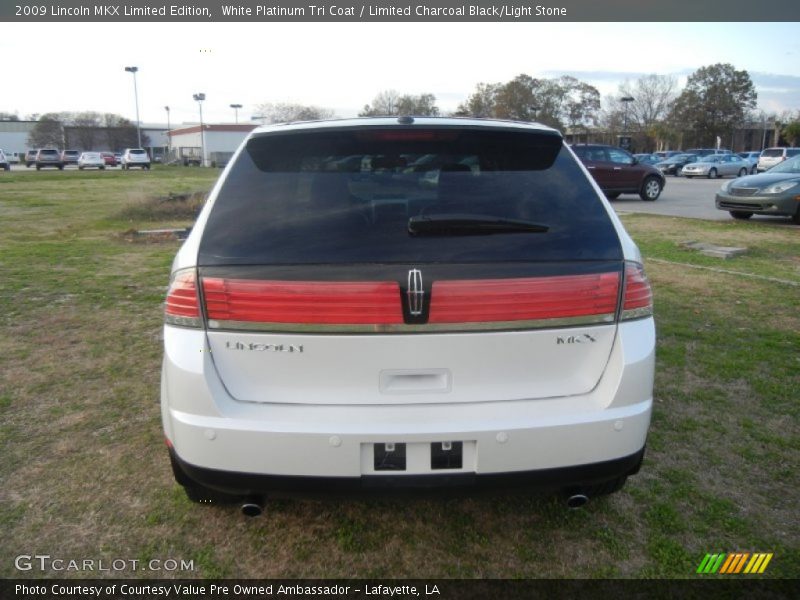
xmin=240 ymin=497 xmax=264 ymax=517
xmin=566 ymin=493 xmax=589 ymax=509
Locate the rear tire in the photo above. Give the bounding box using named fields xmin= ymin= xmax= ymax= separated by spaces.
xmin=639 ymin=176 xmax=662 ymax=201
xmin=738 ymin=168 xmax=747 ymax=177
xmin=793 ymin=207 xmax=800 ymax=225
xmin=708 ymin=168 xmax=717 ymax=179
xmin=730 ymin=211 xmax=753 ymax=220
xmin=605 ymin=192 xmax=620 ymax=199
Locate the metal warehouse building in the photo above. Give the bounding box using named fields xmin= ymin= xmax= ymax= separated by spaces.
xmin=166 ymin=124 xmax=257 ymax=167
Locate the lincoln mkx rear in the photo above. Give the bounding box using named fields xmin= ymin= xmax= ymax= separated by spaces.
xmin=161 ymin=117 xmax=655 ymax=512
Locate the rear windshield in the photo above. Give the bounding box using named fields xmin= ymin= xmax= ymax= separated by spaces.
xmin=40 ymin=150 xmax=59 ymax=156
xmin=198 ymin=127 xmax=622 ymax=265
xmin=761 ymin=149 xmax=783 ymax=158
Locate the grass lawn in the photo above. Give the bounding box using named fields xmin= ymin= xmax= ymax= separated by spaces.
xmin=1 ymin=168 xmax=798 ymax=579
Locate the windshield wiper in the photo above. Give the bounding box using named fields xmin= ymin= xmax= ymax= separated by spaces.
xmin=408 ymin=214 xmax=549 ymax=236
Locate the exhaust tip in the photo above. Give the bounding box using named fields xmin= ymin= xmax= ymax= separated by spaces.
xmin=566 ymin=493 xmax=589 ymax=509
xmin=241 ymin=497 xmax=264 ymax=517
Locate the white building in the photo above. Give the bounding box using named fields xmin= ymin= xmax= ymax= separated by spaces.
xmin=167 ymin=124 xmax=258 ymax=167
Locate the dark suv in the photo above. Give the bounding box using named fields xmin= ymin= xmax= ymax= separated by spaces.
xmin=571 ymin=144 xmax=665 ymax=201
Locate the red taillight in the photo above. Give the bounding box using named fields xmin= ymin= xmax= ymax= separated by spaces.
xmin=428 ymin=273 xmax=620 ymax=324
xmin=165 ymin=269 xmax=201 ymax=327
xmin=202 ymin=278 xmax=404 ymax=325
xmin=621 ymin=262 xmax=653 ymax=320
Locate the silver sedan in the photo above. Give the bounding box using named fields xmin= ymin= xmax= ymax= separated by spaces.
xmin=681 ymin=154 xmax=751 ymax=179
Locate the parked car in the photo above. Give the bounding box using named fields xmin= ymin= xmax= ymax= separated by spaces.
xmin=61 ymin=150 xmax=80 ymax=166
xmin=100 ymin=152 xmax=117 ymax=167
xmin=25 ymin=149 xmax=38 ymax=167
xmin=653 ymin=151 xmax=681 ymax=160
xmin=121 ymin=148 xmax=150 ymax=170
xmin=655 ymin=153 xmax=699 ymax=176
xmin=6 ymin=151 xmax=21 ymax=164
xmin=77 ymin=152 xmax=106 ymax=170
xmin=681 ymin=154 xmax=750 ymax=178
xmin=757 ymin=147 xmax=800 ymax=173
xmin=737 ymin=151 xmax=761 ymax=174
xmin=163 ymin=117 xmax=655 ymax=511
xmin=685 ymin=148 xmax=733 ymax=157
xmin=0 ymin=149 xmax=10 ymax=171
xmin=571 ymin=143 xmax=665 ymax=200
xmin=35 ymin=148 xmax=64 ymax=170
xmin=716 ymin=154 xmax=800 ymax=223
xmin=633 ymin=153 xmax=661 ymax=165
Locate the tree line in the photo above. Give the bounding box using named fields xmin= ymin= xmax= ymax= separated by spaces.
xmin=23 ymin=112 xmax=145 ymax=151
xmin=10 ymin=63 xmax=798 ymax=152
xmin=251 ymin=63 xmax=798 ymax=151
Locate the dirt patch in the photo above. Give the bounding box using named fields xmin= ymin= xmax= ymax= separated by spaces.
xmin=117 ymin=191 xmax=206 ymax=222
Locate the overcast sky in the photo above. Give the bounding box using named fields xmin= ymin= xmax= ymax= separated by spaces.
xmin=3 ymin=22 xmax=799 ymax=125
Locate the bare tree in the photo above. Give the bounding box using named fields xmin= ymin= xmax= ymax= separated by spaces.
xmin=254 ymin=102 xmax=335 ymax=124
xmin=619 ymin=74 xmax=678 ymax=131
xmin=360 ymin=91 xmax=439 ymax=117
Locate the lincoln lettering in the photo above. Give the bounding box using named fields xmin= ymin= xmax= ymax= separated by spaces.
xmin=226 ymin=341 xmax=303 ymax=353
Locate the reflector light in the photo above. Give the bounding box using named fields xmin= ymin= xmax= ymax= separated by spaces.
xmin=428 ymin=273 xmax=620 ymax=323
xmin=165 ymin=270 xmax=200 ymax=318
xmin=621 ymin=263 xmax=653 ymax=320
xmin=203 ymin=278 xmax=404 ymax=324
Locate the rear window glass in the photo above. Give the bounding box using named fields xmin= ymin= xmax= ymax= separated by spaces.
xmin=761 ymin=149 xmax=783 ymax=158
xmin=199 ymin=127 xmax=622 ymax=266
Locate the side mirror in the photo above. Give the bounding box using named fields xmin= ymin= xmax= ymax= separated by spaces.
xmin=630 ymin=157 xmax=638 ymax=165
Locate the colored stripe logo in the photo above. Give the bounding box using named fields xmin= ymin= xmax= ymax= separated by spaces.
xmin=697 ymin=553 xmax=773 ymax=574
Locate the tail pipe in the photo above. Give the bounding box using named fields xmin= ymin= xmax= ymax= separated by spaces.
xmin=240 ymin=496 xmax=265 ymax=517
xmin=565 ymin=493 xmax=589 ymax=509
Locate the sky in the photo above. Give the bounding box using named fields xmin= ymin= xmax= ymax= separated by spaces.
xmin=2 ymin=22 xmax=799 ymax=126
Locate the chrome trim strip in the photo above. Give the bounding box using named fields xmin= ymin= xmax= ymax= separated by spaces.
xmin=206 ymin=313 xmax=616 ymax=334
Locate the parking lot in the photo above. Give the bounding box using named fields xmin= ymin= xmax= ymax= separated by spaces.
xmin=612 ymin=175 xmax=797 ymax=226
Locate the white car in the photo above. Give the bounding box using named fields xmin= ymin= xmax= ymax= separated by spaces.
xmin=121 ymin=148 xmax=150 ymax=170
xmin=162 ymin=117 xmax=655 ymax=514
xmin=0 ymin=149 xmax=10 ymax=171
xmin=77 ymin=152 xmax=106 ymax=170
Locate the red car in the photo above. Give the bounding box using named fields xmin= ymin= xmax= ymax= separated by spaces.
xmin=100 ymin=152 xmax=117 ymax=167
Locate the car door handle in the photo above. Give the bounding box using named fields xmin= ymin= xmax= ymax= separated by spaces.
xmin=587 ymin=166 xmax=595 ymax=170
xmin=613 ymin=167 xmax=622 ymax=171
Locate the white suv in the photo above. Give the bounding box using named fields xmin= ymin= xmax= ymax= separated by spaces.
xmin=162 ymin=118 xmax=655 ymax=513
xmin=121 ymin=148 xmax=150 ymax=170
xmin=0 ymin=149 xmax=10 ymax=171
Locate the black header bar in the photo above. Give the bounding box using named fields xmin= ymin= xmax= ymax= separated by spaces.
xmin=3 ymin=0 xmax=800 ymax=22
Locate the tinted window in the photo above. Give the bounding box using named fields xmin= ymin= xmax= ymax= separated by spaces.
xmin=607 ymin=149 xmax=633 ymax=164
xmin=199 ymin=128 xmax=622 ymax=266
xmin=762 ymin=149 xmax=783 ymax=158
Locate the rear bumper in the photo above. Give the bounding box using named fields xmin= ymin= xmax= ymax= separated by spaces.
xmin=170 ymin=445 xmax=645 ymax=496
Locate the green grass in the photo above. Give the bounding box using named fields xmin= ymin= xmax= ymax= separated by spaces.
xmin=0 ymin=170 xmax=798 ymax=579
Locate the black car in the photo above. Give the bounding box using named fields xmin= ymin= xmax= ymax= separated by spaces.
xmin=571 ymin=144 xmax=665 ymax=201
xmin=655 ymin=153 xmax=699 ymax=176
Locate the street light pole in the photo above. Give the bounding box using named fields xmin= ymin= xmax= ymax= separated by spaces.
xmin=164 ymin=105 xmax=171 ymax=161
xmin=230 ymin=103 xmax=242 ymax=124
xmin=620 ymin=96 xmax=634 ymax=150
xmin=124 ymin=66 xmax=142 ymax=148
xmin=193 ymin=93 xmax=206 ymax=167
